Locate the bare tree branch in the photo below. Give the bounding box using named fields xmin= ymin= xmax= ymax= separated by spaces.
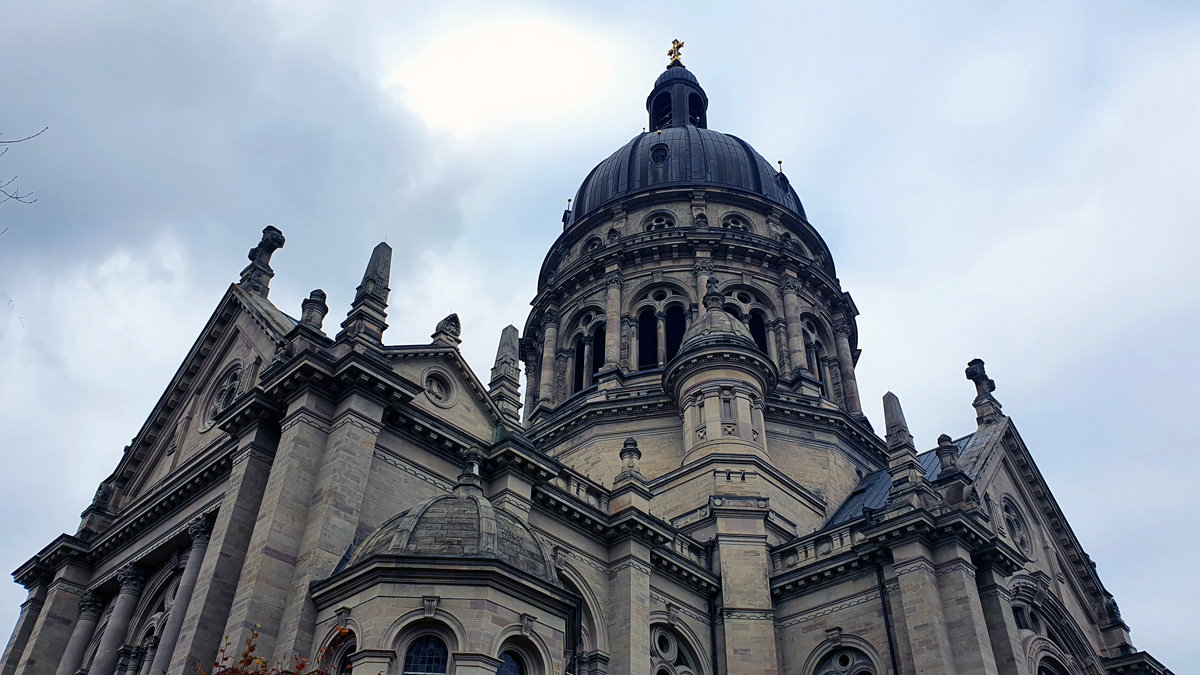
xmin=0 ymin=127 xmax=46 ymax=205
xmin=0 ymin=127 xmax=48 ymax=144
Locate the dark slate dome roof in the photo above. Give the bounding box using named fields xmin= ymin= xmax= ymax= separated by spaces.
xmin=349 ymin=492 xmax=557 ymax=583
xmin=566 ymin=64 xmax=805 ymax=226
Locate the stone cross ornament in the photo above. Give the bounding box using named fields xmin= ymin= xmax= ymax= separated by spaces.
xmin=668 ymin=39 xmax=684 ymax=65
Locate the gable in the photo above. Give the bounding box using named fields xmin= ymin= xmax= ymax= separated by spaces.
xmin=384 ymin=348 xmax=502 ymax=443
xmin=107 ymin=285 xmax=296 ymax=508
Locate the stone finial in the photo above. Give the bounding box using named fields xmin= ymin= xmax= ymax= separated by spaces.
xmin=488 ymin=325 xmax=522 ymax=424
xmin=936 ymin=433 xmax=959 ymax=473
xmin=239 ymin=226 xmax=286 ymax=297
xmin=965 ymin=358 xmax=1004 ymax=425
xmin=299 ymin=289 xmax=329 ymax=331
xmin=432 ymin=313 xmax=463 ymax=347
xmin=614 ymin=437 xmax=646 ymax=484
xmin=454 ymin=448 xmax=484 ymax=497
xmin=336 ymin=243 xmax=392 ymax=343
xmin=702 ymin=277 xmax=723 ymax=311
xmin=882 ymin=391 xmax=915 ymax=456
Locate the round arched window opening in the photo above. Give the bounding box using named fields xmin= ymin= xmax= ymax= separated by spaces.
xmin=650 ymin=144 xmax=669 ymax=164
xmin=650 ymin=624 xmax=698 ymax=675
xmin=402 ymin=635 xmax=449 ymax=674
xmin=1003 ymin=499 xmax=1033 ymax=557
xmin=497 ymin=651 xmax=526 ymax=675
xmin=645 ymin=214 xmax=675 ymax=232
xmin=814 ymin=646 xmax=875 ymax=675
xmin=208 ymin=365 xmax=243 ymax=422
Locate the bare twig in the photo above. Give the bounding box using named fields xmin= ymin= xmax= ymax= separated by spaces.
xmin=0 ymin=127 xmax=48 ymax=144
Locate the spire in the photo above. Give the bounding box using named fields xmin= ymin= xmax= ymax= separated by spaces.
xmin=238 ymin=226 xmax=286 ymax=297
xmin=882 ymin=392 xmax=928 ymax=506
xmin=488 ymin=325 xmax=522 ymax=424
xmin=965 ymin=358 xmax=1003 ymax=425
xmin=647 ymin=40 xmax=708 ymax=130
xmin=336 ymin=242 xmax=391 ymax=343
xmin=883 ymin=391 xmax=915 ymax=456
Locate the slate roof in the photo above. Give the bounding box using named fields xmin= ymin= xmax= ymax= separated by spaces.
xmin=824 ymin=434 xmax=975 ymax=529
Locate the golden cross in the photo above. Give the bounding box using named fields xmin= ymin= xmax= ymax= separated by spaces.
xmin=668 ymin=39 xmax=684 ymax=64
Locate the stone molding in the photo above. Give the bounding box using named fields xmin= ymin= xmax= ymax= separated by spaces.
xmin=649 ymin=591 xmax=707 ymax=624
xmin=280 ymin=410 xmax=333 ymax=435
xmin=330 ymin=409 xmax=383 ymax=436
xmin=893 ymin=557 xmax=936 ymax=577
xmin=936 ymin=558 xmax=977 ymax=578
xmin=372 ymin=447 xmax=455 ymax=492
xmin=609 ymin=558 xmax=652 ymax=576
xmin=774 ymin=585 xmax=894 ymax=628
xmin=718 ymin=609 xmax=774 ymax=622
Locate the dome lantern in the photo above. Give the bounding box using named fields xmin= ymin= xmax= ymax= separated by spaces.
xmin=646 ymin=42 xmax=708 ymax=131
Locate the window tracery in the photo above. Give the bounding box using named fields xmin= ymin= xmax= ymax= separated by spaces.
xmin=650 ymin=625 xmax=698 ymax=675
xmin=208 ymin=365 xmax=243 ymax=422
xmin=814 ymin=647 xmax=874 ymax=675
xmin=644 ymin=213 xmax=676 ymax=231
xmin=1003 ymin=498 xmax=1033 ymax=556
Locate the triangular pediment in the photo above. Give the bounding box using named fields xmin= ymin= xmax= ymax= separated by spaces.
xmin=382 ymin=344 xmax=509 ymax=444
xmin=110 ymin=285 xmax=296 ymax=506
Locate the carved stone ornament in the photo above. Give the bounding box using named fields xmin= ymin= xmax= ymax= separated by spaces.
xmin=188 ymin=516 xmax=214 ymax=547
xmin=117 ymin=564 xmax=145 ymax=594
xmin=693 ymin=212 xmax=709 ymax=228
xmin=247 ymin=226 xmax=286 ymax=267
xmin=833 ymin=321 xmax=854 ymax=338
xmin=693 ymin=259 xmax=714 ymax=276
xmin=780 ymin=276 xmax=804 ymax=295
xmin=606 ymin=273 xmax=623 ymax=289
xmin=423 ymin=595 xmax=440 ymax=618
xmin=78 ymin=590 xmax=105 ymax=619
xmin=92 ymin=481 xmax=114 ymax=510
xmin=435 ymin=313 xmax=461 ymax=338
xmin=520 ymin=613 xmax=536 ymax=636
xmin=540 ymin=312 xmax=559 ymax=329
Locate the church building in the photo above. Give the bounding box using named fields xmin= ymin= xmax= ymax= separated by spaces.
xmin=1 ymin=46 xmax=1174 ymax=675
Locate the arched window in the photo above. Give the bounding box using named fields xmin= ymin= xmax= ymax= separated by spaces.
xmin=651 ymin=93 xmax=672 ymax=131
xmin=749 ymin=311 xmax=769 ymax=354
xmin=1003 ymin=499 xmax=1033 ymax=556
xmin=1037 ymin=657 xmax=1069 ymax=675
xmin=664 ymin=305 xmax=686 ymax=361
xmin=688 ymin=93 xmax=706 ymax=127
xmin=638 ymin=309 xmax=658 ymax=370
xmin=721 ymin=215 xmax=749 ymax=232
xmin=402 ymin=635 xmax=449 ymax=675
xmin=497 ymin=651 xmax=526 ymax=675
xmin=814 ymin=646 xmax=875 ymax=675
xmin=572 ymin=335 xmax=587 ymax=394
xmin=591 ymin=324 xmax=606 ymax=375
xmin=583 ymin=236 xmax=603 ymax=253
xmin=650 ymin=624 xmax=699 ymax=675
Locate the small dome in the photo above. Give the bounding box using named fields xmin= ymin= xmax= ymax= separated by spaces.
xmin=678 ymin=307 xmax=757 ymax=353
xmin=349 ymin=493 xmax=557 ymax=583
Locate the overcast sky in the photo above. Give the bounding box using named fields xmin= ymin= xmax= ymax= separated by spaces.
xmin=1 ymin=1 xmax=1197 ymax=667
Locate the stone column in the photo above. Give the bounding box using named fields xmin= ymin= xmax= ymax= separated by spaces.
xmin=1 ymin=578 xmax=46 ymax=675
xmin=537 ymin=315 xmax=558 ymax=407
xmin=655 ymin=312 xmax=667 ymax=366
xmin=90 ymin=565 xmax=145 ymax=675
xmin=133 ymin=637 xmax=157 ymax=675
xmin=169 ymin=424 xmax=277 ymax=674
xmin=751 ymin=398 xmax=767 ymax=452
xmin=604 ymin=273 xmax=622 ymax=369
xmin=629 ymin=319 xmax=640 ymax=371
xmin=682 ymin=395 xmax=698 ymax=453
xmin=581 ymin=337 xmax=594 ymax=389
xmin=53 ymin=592 xmax=103 ymax=675
xmin=607 ymin=542 xmax=652 ymax=675
xmin=891 ymin=541 xmax=955 ymax=675
xmin=693 ymin=260 xmax=713 ymax=316
xmin=770 ymin=320 xmax=790 ymax=374
xmin=832 ymin=321 xmax=863 ymax=416
xmin=780 ymin=278 xmax=809 ymax=378
xmin=114 ymin=646 xmax=139 ymax=675
xmin=522 ymin=359 xmax=538 ymax=426
xmin=149 ymin=518 xmax=212 ymax=675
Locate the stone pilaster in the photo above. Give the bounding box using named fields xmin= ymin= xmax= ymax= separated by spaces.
xmin=13 ymin=564 xmax=90 ymax=675
xmin=272 ymin=395 xmax=382 ymax=663
xmin=1 ymin=579 xmax=46 ymax=675
xmin=221 ymin=392 xmax=334 ymax=662
xmin=607 ymin=541 xmax=652 ymax=675
xmin=891 ymin=540 xmax=956 ymax=675
xmin=934 ymin=544 xmax=999 ymax=675
xmin=714 ymin=521 xmax=777 ymax=675
xmin=90 ymin=565 xmax=145 ymax=675
xmin=170 ymin=424 xmax=277 ymax=674
xmin=976 ymin=566 xmax=1023 ymax=675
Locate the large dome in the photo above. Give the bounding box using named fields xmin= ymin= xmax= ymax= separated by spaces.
xmin=566 ymin=64 xmax=805 ymax=227
xmin=348 ymin=492 xmax=557 ymax=583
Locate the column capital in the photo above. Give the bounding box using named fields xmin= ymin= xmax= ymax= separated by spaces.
xmin=781 ymin=275 xmax=804 ymax=295
xmin=833 ymin=321 xmax=854 ymax=338
xmin=187 ymin=516 xmax=214 ymax=548
xmin=116 ymin=565 xmax=145 ymax=594
xmin=78 ymin=590 xmax=106 ymax=620
xmin=654 ymin=310 xmax=666 ymax=320
xmin=540 ymin=312 xmax=559 ymax=329
xmin=692 ymin=259 xmax=714 ymax=276
xmin=605 ymin=272 xmax=624 ymax=288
